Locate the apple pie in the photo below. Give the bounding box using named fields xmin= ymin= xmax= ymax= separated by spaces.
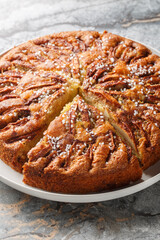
xmin=0 ymin=31 xmax=159 ymax=193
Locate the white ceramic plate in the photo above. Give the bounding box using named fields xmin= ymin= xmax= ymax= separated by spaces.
xmin=0 ymin=40 xmax=160 ymax=203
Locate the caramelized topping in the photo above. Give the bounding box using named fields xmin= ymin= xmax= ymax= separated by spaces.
xmin=0 ymin=30 xmax=159 ymax=179
xmin=27 ymin=96 xmax=134 ymax=174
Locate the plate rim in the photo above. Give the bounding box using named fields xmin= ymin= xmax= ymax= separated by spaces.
xmin=0 ymin=164 xmax=160 ymax=203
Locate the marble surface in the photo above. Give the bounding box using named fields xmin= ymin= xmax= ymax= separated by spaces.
xmin=0 ymin=0 xmax=160 ymax=239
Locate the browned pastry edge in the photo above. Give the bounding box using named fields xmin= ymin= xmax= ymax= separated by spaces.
xmin=23 ymin=155 xmax=142 ymax=194
xmin=138 ymin=121 xmax=160 ymax=169
xmin=0 ymin=128 xmax=44 ymax=172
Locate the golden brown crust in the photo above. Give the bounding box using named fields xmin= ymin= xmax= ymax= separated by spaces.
xmin=23 ymin=156 xmax=141 ymax=194
xmin=0 ymin=68 xmax=78 ymax=172
xmin=80 ymin=31 xmax=160 ymax=170
xmin=23 ymin=96 xmax=142 ymax=193
xmin=81 ymin=86 xmax=160 ymax=169
xmin=0 ymin=128 xmax=44 ymax=172
xmin=0 ymin=30 xmax=159 ymax=193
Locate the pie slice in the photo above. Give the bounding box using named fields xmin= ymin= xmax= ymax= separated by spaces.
xmin=23 ymin=96 xmax=142 ymax=194
xmin=80 ymin=51 xmax=160 ymax=169
xmin=0 ymin=70 xmax=78 ymax=172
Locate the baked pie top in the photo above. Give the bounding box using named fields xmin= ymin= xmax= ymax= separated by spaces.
xmin=0 ymin=30 xmax=159 ymax=193
xmin=27 ymin=96 xmax=135 ymax=170
xmin=23 ymin=96 xmax=142 ymax=193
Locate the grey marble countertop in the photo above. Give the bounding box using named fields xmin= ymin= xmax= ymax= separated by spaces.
xmin=0 ymin=0 xmax=160 ymax=239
